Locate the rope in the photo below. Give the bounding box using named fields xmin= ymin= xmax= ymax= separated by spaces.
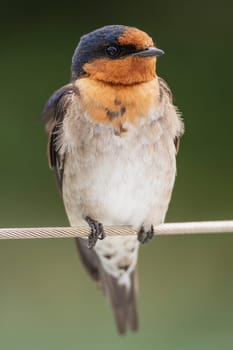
xmin=0 ymin=220 xmax=233 ymax=240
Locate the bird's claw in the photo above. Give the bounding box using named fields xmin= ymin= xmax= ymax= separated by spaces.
xmin=137 ymin=225 xmax=154 ymax=244
xmin=85 ymin=216 xmax=105 ymax=249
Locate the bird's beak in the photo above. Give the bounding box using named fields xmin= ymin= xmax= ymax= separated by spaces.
xmin=132 ymin=47 xmax=164 ymax=57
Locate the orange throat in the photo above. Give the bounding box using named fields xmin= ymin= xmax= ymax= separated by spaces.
xmin=83 ymin=56 xmax=156 ymax=85
xmin=75 ymin=77 xmax=160 ymax=132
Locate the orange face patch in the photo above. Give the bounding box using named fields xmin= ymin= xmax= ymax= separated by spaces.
xmin=83 ymin=56 xmax=156 ymax=85
xmin=118 ymin=27 xmax=154 ymax=50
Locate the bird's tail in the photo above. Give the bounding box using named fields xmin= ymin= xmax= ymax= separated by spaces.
xmin=76 ymin=238 xmax=138 ymax=334
xmin=99 ymin=265 xmax=138 ymax=334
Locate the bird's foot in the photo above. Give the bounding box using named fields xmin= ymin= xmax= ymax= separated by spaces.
xmin=85 ymin=216 xmax=105 ymax=249
xmin=137 ymin=225 xmax=154 ymax=244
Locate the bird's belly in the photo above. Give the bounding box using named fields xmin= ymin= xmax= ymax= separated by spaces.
xmin=85 ymin=158 xmax=162 ymax=225
xmin=62 ymin=132 xmax=176 ymax=227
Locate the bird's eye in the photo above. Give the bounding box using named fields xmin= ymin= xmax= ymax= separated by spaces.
xmin=105 ymin=45 xmax=121 ymax=58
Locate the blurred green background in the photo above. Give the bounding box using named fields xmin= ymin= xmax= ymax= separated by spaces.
xmin=0 ymin=0 xmax=233 ymax=349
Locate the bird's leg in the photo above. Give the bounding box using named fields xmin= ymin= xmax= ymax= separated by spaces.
xmin=137 ymin=225 xmax=154 ymax=244
xmin=85 ymin=216 xmax=105 ymax=249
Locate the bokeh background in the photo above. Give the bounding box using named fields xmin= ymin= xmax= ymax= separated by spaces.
xmin=0 ymin=0 xmax=233 ymax=349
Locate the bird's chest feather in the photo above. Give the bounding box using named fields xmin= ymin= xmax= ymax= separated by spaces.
xmin=74 ymin=78 xmax=160 ymax=132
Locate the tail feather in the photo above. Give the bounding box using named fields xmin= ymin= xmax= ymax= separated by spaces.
xmin=76 ymin=238 xmax=138 ymax=334
xmin=99 ymin=266 xmax=138 ymax=334
xmin=127 ymin=277 xmax=139 ymax=332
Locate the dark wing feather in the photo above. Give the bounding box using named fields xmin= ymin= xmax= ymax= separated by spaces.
xmin=41 ymin=84 xmax=73 ymax=122
xmin=41 ymin=84 xmax=74 ymax=190
xmin=158 ymin=76 xmax=174 ymax=103
xmin=75 ymin=238 xmax=100 ymax=282
xmin=158 ymin=76 xmax=181 ymax=154
xmin=48 ymin=124 xmax=64 ymax=188
xmin=174 ymin=136 xmax=180 ymax=153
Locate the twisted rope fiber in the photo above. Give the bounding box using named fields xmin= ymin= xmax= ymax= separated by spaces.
xmin=0 ymin=221 xmax=233 ymax=239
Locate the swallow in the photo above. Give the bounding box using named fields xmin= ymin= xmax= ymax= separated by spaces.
xmin=41 ymin=25 xmax=184 ymax=334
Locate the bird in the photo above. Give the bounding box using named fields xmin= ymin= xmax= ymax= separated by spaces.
xmin=41 ymin=25 xmax=184 ymax=334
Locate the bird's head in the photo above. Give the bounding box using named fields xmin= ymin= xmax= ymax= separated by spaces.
xmin=71 ymin=25 xmax=164 ymax=85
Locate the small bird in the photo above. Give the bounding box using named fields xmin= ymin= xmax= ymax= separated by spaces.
xmin=41 ymin=25 xmax=183 ymax=334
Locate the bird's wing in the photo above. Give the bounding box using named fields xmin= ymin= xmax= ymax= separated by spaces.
xmin=41 ymin=84 xmax=74 ymax=190
xmin=158 ymin=76 xmax=182 ymax=154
